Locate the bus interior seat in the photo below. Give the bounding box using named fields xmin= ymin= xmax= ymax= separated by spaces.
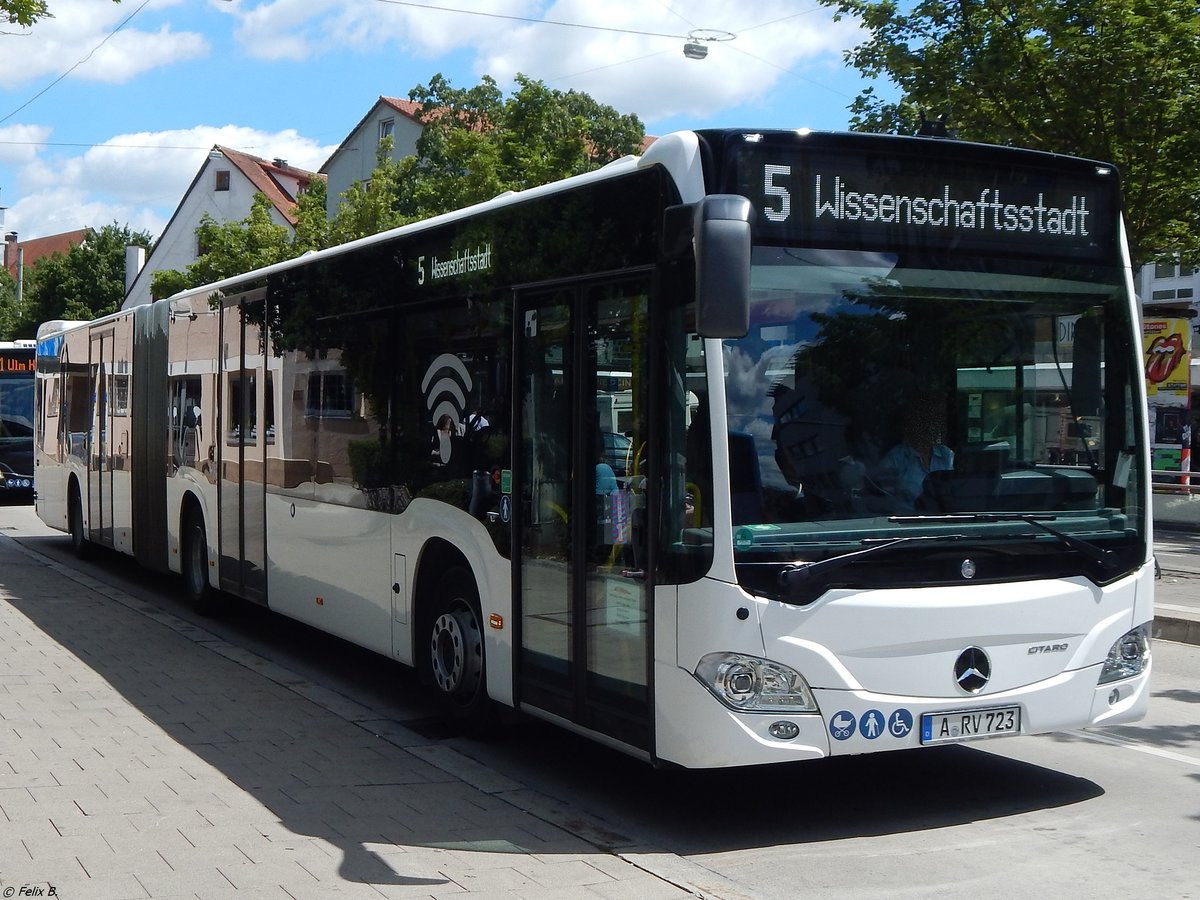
xmin=728 ymin=431 xmax=764 ymax=524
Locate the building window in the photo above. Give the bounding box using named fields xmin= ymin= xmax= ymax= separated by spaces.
xmin=112 ymin=375 xmax=129 ymax=416
xmin=215 ymin=170 xmax=231 ymax=191
xmin=307 ymin=371 xmax=356 ymax=419
xmin=379 ymin=118 xmax=395 ymax=143
xmin=1152 ymin=288 xmax=1195 ymax=301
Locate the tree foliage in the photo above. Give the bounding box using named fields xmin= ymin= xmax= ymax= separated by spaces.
xmin=2 ymin=0 xmax=119 ymax=29
xmin=393 ymin=73 xmax=646 ymax=222
xmin=325 ymin=137 xmax=407 ymax=247
xmin=173 ymin=74 xmax=646 ymax=291
xmin=152 ymin=181 xmax=329 ymax=300
xmin=818 ymin=0 xmax=1200 ymax=267
xmin=0 ymin=267 xmax=18 ymax=339
xmin=14 ymin=223 xmax=150 ymax=338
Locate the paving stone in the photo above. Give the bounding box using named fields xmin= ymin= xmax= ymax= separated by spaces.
xmin=0 ymin=530 xmax=699 ymax=900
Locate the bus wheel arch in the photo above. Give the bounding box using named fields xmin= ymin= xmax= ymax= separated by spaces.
xmin=415 ymin=541 xmax=493 ymax=733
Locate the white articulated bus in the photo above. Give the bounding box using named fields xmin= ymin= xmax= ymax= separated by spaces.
xmin=34 ymin=129 xmax=1152 ymax=768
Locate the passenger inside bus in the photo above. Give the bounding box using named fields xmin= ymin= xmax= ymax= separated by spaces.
xmin=874 ymin=390 xmax=955 ymax=513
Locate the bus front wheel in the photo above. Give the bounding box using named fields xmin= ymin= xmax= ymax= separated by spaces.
xmin=425 ymin=569 xmax=492 ymax=734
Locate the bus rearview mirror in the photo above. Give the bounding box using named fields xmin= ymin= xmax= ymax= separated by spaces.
xmin=693 ymin=195 xmax=752 ymax=339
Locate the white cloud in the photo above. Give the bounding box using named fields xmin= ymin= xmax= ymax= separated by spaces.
xmin=0 ymin=124 xmax=53 ymax=166
xmin=476 ymin=1 xmax=864 ymax=125
xmin=1 ymin=0 xmax=208 ymax=86
xmin=5 ymin=125 xmax=337 ymax=241
xmin=222 ymin=0 xmax=861 ymax=125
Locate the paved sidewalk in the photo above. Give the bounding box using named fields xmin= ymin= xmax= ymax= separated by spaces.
xmin=0 ymin=532 xmax=715 ymax=900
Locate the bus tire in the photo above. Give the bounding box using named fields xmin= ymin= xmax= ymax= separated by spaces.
xmin=68 ymin=484 xmax=91 ymax=560
xmin=182 ymin=508 xmax=221 ymax=616
xmin=425 ymin=568 xmax=493 ymax=734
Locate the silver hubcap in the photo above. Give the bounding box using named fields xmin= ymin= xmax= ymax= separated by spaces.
xmin=430 ymin=605 xmax=481 ymax=697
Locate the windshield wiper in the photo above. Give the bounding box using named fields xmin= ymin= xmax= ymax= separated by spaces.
xmin=777 ymin=534 xmax=959 ymax=599
xmin=889 ymin=513 xmax=1118 ymax=573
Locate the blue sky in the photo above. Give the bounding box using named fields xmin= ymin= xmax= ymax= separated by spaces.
xmin=0 ymin=0 xmax=890 ymax=242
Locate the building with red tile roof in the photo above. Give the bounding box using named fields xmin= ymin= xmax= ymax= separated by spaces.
xmin=4 ymin=229 xmax=89 ymax=283
xmin=122 ymin=146 xmax=323 ymax=310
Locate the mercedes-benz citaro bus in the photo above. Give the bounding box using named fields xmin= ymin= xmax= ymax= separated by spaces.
xmin=34 ymin=128 xmax=1152 ymax=768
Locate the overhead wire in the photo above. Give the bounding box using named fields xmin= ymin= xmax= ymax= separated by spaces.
xmin=371 ymin=0 xmax=686 ymax=39
xmin=0 ymin=0 xmax=153 ymax=127
xmin=0 ymin=1 xmax=854 ymax=153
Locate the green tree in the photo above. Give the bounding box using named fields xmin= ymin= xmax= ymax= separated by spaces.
xmin=2 ymin=0 xmax=119 ymax=28
xmin=817 ymin=0 xmax=1200 ymax=267
xmin=19 ymin=223 xmax=151 ymax=336
xmin=151 ymin=183 xmax=331 ymax=300
xmin=172 ymin=74 xmax=644 ymax=295
xmin=187 ymin=192 xmax=292 ymax=286
xmin=326 ymin=137 xmax=407 ymax=247
xmin=291 ymin=175 xmax=330 ymax=254
xmin=0 ymin=267 xmax=18 ymax=340
xmin=151 ymin=193 xmax=294 ymax=299
xmin=389 ymin=72 xmax=646 ymax=223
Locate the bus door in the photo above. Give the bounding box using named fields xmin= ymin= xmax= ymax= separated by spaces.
xmin=515 ymin=276 xmax=653 ymax=751
xmin=87 ymin=327 xmax=114 ymax=548
xmin=218 ymin=296 xmax=267 ymax=604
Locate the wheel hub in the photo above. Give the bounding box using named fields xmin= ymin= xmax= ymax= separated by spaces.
xmin=430 ymin=606 xmax=481 ymax=697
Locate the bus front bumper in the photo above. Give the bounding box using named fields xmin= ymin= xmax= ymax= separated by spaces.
xmin=653 ymin=655 xmax=1151 ymax=769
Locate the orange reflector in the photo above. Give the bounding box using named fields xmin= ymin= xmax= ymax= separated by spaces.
xmin=488 ymin=613 xmax=503 ymax=629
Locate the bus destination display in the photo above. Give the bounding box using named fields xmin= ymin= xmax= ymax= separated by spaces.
xmin=734 ymin=143 xmax=1117 ymax=260
xmin=0 ymin=351 xmax=34 ymax=373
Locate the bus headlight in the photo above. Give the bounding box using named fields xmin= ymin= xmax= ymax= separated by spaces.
xmin=694 ymin=652 xmax=818 ymax=713
xmin=1098 ymin=625 xmax=1150 ymax=684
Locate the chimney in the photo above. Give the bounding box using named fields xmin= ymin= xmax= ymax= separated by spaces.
xmin=273 ymin=158 xmax=288 ymax=169
xmin=125 ymin=244 xmax=146 ymax=297
xmin=3 ymin=232 xmax=16 ymax=271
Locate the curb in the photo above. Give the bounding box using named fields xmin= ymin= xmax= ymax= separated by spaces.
xmin=1152 ymin=614 xmax=1200 ymax=646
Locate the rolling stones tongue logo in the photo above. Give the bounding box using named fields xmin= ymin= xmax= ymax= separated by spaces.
xmin=1145 ymin=333 xmax=1185 ymax=384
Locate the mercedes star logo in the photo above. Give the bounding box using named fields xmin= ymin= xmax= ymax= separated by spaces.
xmin=954 ymin=646 xmax=991 ymax=693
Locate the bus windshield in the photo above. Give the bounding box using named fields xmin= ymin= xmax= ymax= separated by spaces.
xmin=722 ymin=246 xmax=1144 ymax=585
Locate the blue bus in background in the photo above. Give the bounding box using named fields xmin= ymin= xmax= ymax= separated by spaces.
xmin=0 ymin=340 xmax=36 ymax=502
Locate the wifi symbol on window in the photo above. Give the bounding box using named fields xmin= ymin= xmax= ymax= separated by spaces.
xmin=422 ymin=353 xmax=474 ymax=428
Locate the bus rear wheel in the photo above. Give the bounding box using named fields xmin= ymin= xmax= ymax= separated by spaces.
xmin=425 ymin=569 xmax=492 ymax=734
xmin=182 ymin=509 xmax=221 ymax=616
xmin=68 ymin=485 xmax=91 ymax=560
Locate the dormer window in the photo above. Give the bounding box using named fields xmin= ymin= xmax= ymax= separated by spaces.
xmin=215 ymin=170 xmax=231 ymax=191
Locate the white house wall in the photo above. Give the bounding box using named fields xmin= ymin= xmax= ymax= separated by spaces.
xmin=123 ymin=157 xmax=296 ymax=310
xmin=323 ymin=104 xmax=422 ymax=218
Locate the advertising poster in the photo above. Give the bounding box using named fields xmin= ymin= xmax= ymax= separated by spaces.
xmin=1144 ymin=317 xmax=1193 ymax=481
xmin=1143 ymin=318 xmax=1191 ymax=405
